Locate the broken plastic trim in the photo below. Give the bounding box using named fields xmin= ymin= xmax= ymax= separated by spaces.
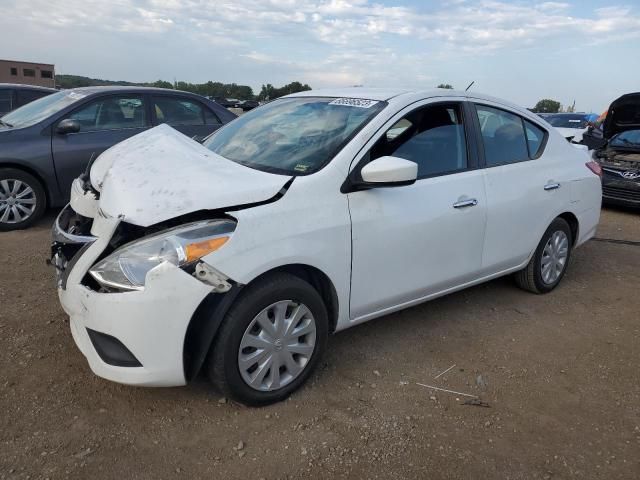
xmin=194 ymin=263 xmax=232 ymax=292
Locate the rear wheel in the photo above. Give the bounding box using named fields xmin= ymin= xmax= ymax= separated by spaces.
xmin=514 ymin=218 xmax=572 ymax=294
xmin=0 ymin=168 xmax=46 ymax=231
xmin=207 ymin=272 xmax=328 ymax=406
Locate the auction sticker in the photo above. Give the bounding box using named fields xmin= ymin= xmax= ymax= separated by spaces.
xmin=329 ymin=98 xmax=379 ymax=108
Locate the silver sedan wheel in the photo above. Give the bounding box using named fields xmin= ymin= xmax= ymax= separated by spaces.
xmin=541 ymin=230 xmax=569 ymax=285
xmin=238 ymin=300 xmax=317 ymax=392
xmin=0 ymin=179 xmax=37 ymax=224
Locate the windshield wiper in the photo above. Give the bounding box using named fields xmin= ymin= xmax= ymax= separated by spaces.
xmin=0 ymin=119 xmax=13 ymax=128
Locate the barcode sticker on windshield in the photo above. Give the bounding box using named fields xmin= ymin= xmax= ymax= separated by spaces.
xmin=329 ymin=98 xmax=379 ymax=108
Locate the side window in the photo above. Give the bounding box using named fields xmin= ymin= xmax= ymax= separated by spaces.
xmin=68 ymin=96 xmax=147 ymax=132
xmin=153 ymin=97 xmax=206 ymax=126
xmin=475 ymin=105 xmax=529 ymax=166
xmin=524 ymin=120 xmax=546 ymax=158
xmin=369 ymin=104 xmax=468 ymax=178
xmin=16 ymin=90 xmax=50 ymax=107
xmin=0 ymin=89 xmax=13 ymax=113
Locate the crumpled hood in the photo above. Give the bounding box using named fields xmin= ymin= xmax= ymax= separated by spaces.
xmin=90 ymin=124 xmax=292 ymax=227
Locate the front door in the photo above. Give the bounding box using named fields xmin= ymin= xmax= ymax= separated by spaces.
xmin=52 ymin=94 xmax=150 ymax=198
xmin=348 ymin=101 xmax=487 ymax=320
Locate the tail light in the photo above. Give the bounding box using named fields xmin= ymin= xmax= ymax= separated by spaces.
xmin=586 ymin=161 xmax=602 ymax=178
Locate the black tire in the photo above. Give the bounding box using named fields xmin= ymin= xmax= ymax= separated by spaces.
xmin=514 ymin=218 xmax=573 ymax=294
xmin=207 ymin=272 xmax=329 ymax=406
xmin=0 ymin=168 xmax=47 ymax=231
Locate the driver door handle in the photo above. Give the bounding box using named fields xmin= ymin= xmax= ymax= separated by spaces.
xmin=453 ymin=198 xmax=478 ymax=209
xmin=544 ymin=182 xmax=561 ymax=191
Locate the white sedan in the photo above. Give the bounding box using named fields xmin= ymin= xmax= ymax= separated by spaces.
xmin=51 ymin=88 xmax=602 ymax=405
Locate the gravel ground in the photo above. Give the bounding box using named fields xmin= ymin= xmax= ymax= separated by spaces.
xmin=1 ymin=206 xmax=639 ymax=479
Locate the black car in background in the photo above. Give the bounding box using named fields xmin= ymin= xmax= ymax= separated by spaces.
xmin=0 ymin=83 xmax=56 ymax=116
xmin=585 ymin=92 xmax=640 ymax=208
xmin=238 ymin=100 xmax=260 ymax=111
xmin=212 ymin=97 xmax=238 ymax=108
xmin=0 ymin=86 xmax=236 ymax=230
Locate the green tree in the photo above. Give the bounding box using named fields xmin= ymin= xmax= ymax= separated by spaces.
xmin=152 ymin=80 xmax=174 ymax=89
xmin=258 ymin=81 xmax=311 ymax=101
xmin=533 ymin=99 xmax=561 ymax=113
xmin=437 ymin=83 xmax=454 ymax=89
xmin=54 ymin=74 xmax=309 ymax=102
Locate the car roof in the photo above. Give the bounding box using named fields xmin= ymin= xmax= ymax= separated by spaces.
xmin=284 ymin=87 xmax=528 ymax=111
xmin=0 ymin=83 xmax=57 ymax=92
xmin=62 ymin=86 xmax=202 ymax=96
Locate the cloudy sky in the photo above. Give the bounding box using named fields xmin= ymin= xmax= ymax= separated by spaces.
xmin=1 ymin=0 xmax=638 ymax=111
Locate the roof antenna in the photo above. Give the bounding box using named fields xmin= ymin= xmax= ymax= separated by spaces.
xmin=465 ymin=81 xmax=475 ymax=92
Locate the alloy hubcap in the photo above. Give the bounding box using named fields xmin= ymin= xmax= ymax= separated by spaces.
xmin=238 ymin=300 xmax=316 ymax=392
xmin=0 ymin=179 xmax=36 ymax=224
xmin=541 ymin=230 xmax=569 ymax=285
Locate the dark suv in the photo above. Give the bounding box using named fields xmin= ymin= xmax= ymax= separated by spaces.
xmin=583 ymin=92 xmax=640 ymax=208
xmin=0 ymin=86 xmax=236 ymax=230
xmin=0 ymin=83 xmax=56 ymax=116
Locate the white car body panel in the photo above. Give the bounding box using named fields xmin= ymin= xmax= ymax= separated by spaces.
xmin=90 ymin=124 xmax=291 ymax=227
xmin=54 ymin=88 xmax=602 ymax=387
xmin=349 ymin=169 xmax=488 ymax=320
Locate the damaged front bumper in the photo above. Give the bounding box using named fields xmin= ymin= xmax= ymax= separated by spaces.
xmin=52 ymin=204 xmax=215 ymax=387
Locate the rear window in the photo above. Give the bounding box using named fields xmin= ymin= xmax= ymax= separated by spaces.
xmin=475 ymin=105 xmax=529 ymax=166
xmin=524 ymin=120 xmax=546 ymax=158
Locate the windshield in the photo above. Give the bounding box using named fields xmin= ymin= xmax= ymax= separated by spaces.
xmin=546 ymin=115 xmax=588 ymax=129
xmin=610 ymin=129 xmax=640 ymax=148
xmin=203 ymin=97 xmax=386 ymax=175
xmin=1 ymin=90 xmax=86 ymax=128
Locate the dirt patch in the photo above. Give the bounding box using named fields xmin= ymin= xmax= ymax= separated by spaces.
xmin=1 ymin=207 xmax=639 ymax=479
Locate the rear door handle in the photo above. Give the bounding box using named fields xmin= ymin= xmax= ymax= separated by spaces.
xmin=544 ymin=183 xmax=561 ymax=191
xmin=453 ymin=198 xmax=478 ymax=209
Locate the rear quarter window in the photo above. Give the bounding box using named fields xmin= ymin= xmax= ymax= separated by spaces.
xmin=523 ymin=120 xmax=547 ymax=158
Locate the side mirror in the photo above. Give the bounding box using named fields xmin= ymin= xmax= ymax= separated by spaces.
xmin=56 ymin=119 xmax=81 ymax=135
xmin=359 ymin=156 xmax=418 ymax=187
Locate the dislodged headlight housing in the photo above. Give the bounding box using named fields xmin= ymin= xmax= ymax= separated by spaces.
xmin=89 ymin=219 xmax=236 ymax=291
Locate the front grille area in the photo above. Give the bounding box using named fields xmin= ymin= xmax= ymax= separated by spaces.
xmin=602 ymin=186 xmax=640 ymax=203
xmin=50 ymin=205 xmax=96 ymax=289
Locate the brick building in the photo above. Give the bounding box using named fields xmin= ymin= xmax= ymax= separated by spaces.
xmin=0 ymin=59 xmax=55 ymax=88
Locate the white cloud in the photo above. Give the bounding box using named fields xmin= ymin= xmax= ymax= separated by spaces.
xmin=0 ymin=0 xmax=639 ymax=109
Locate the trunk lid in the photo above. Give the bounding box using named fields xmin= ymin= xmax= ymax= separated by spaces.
xmin=602 ymin=92 xmax=640 ymax=139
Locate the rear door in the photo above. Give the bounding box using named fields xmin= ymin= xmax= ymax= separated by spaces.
xmin=472 ymin=102 xmax=567 ymax=273
xmin=51 ymin=93 xmax=150 ymax=198
xmin=151 ymin=95 xmax=222 ymax=141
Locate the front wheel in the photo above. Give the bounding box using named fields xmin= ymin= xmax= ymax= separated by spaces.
xmin=0 ymin=168 xmax=47 ymax=231
xmin=207 ymin=272 xmax=328 ymax=406
xmin=514 ymin=218 xmax=573 ymax=294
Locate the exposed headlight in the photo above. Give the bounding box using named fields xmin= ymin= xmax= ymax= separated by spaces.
xmin=89 ymin=219 xmax=236 ymax=291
